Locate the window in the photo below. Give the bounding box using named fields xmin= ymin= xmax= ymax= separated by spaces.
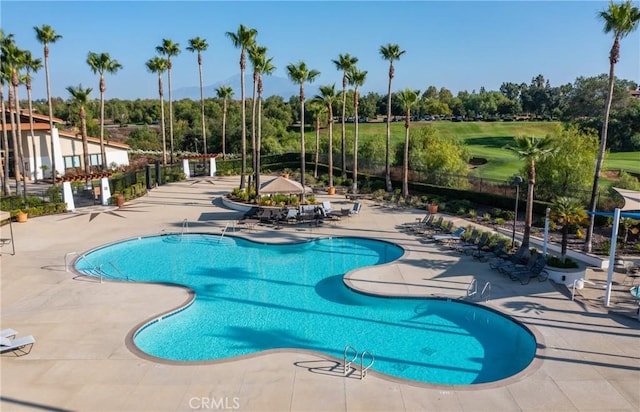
xmin=89 ymin=154 xmax=102 ymax=167
xmin=63 ymin=156 xmax=80 ymax=169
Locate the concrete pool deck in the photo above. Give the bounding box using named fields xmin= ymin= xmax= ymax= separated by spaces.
xmin=1 ymin=176 xmax=639 ymax=412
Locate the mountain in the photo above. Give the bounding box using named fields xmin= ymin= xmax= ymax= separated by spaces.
xmin=173 ymin=74 xmax=320 ymax=101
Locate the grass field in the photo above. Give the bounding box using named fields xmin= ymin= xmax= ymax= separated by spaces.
xmin=313 ymin=120 xmax=639 ymax=181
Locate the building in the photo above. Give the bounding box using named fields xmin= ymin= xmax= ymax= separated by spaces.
xmin=1 ymin=109 xmax=130 ymax=181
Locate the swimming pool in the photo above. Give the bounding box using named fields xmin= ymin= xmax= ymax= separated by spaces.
xmin=76 ymin=234 xmax=536 ymax=385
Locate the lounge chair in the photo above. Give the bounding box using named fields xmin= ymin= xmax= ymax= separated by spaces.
xmin=457 ymin=232 xmax=489 ymax=255
xmin=500 ymin=251 xmax=539 ymax=277
xmin=401 ymin=213 xmax=433 ymax=230
xmin=411 ymin=216 xmax=442 ymax=234
xmin=433 ymin=227 xmax=466 ymax=243
xmin=321 ymin=201 xmax=343 ymax=219
xmin=0 ymin=335 xmax=35 ymax=356
xmin=349 ymin=202 xmax=362 ymax=215
xmin=473 ymin=239 xmax=508 ymax=261
xmin=1 ymin=328 xmax=17 ymax=339
xmin=506 ymin=256 xmax=548 ymax=285
xmin=490 ymin=246 xmax=528 ymax=271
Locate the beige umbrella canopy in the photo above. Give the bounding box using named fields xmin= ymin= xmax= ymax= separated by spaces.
xmin=613 ymin=187 xmax=640 ymax=211
xmin=260 ymin=176 xmax=311 ymax=194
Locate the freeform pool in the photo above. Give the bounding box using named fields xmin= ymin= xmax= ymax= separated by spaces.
xmin=76 ymin=234 xmax=536 ymax=385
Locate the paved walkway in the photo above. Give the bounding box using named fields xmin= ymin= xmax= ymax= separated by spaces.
xmin=1 ymin=176 xmax=639 ymax=411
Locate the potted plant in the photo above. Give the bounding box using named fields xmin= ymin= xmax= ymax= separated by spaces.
xmin=282 ymin=168 xmax=291 ymax=179
xmin=428 ymin=198 xmax=439 ymax=214
xmin=545 ymin=197 xmax=587 ymax=286
xmin=15 ymin=210 xmax=28 ymax=223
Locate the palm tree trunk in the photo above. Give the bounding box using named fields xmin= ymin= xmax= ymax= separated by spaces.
xmin=385 ymin=74 xmax=393 ymax=192
xmin=300 ymin=86 xmax=306 ymax=196
xmin=158 ymin=76 xmax=167 ymax=166
xmin=99 ymin=75 xmax=107 ymax=171
xmin=222 ymin=99 xmax=227 ymax=160
xmin=240 ymin=55 xmax=247 ymax=190
xmin=314 ymin=116 xmax=320 ymax=179
xmin=198 ymin=53 xmax=207 ymax=155
xmin=403 ymin=116 xmax=409 ymax=197
xmin=81 ymin=107 xmax=90 ymax=175
xmin=7 ymin=88 xmax=20 ymax=194
xmin=522 ymin=159 xmax=536 ymax=248
xmin=1 ymin=86 xmax=11 ymax=195
xmin=352 ymin=92 xmax=359 ymax=193
xmin=341 ymin=78 xmax=347 ymax=179
xmin=12 ymin=81 xmax=28 ymax=200
xmin=251 ymin=73 xmax=258 ymax=193
xmin=167 ymin=63 xmax=175 ymax=164
xmin=44 ymin=45 xmax=58 ymax=184
xmin=256 ymin=88 xmax=263 ymax=197
xmin=328 ymin=109 xmax=334 ymax=188
xmin=585 ymin=36 xmax=619 ymax=253
xmin=27 ymin=80 xmax=39 ymax=183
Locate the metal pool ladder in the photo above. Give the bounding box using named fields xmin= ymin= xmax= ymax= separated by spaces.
xmin=343 ymin=345 xmax=375 ymax=380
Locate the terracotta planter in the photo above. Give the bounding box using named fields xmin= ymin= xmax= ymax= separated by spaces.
xmin=116 ymin=194 xmax=125 ymax=208
xmin=328 ymin=186 xmax=336 ymax=195
xmin=16 ymin=212 xmax=28 ymax=223
xmin=428 ymin=204 xmax=439 ymax=214
xmin=282 ymin=173 xmax=290 ymax=179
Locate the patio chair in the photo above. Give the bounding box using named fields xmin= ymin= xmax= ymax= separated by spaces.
xmin=433 ymin=227 xmax=466 ymax=243
xmin=321 ymin=201 xmax=343 ymax=220
xmin=0 ymin=335 xmax=35 ymax=356
xmin=506 ymin=256 xmax=548 ymax=285
xmin=349 ymin=202 xmax=362 ymax=216
xmin=400 ymin=213 xmax=433 ymax=230
xmin=500 ymin=251 xmax=539 ymax=277
xmin=410 ymin=215 xmax=440 ymax=234
xmin=473 ymin=239 xmax=508 ymax=261
xmin=490 ymin=246 xmax=528 ymax=271
xmin=457 ymin=232 xmax=489 ymax=255
xmin=1 ymin=329 xmax=17 ymax=339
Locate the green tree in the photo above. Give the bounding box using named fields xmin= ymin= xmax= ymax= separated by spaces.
xmin=505 ymin=136 xmax=556 ymax=248
xmin=145 ymin=57 xmax=168 ymax=165
xmin=216 ymin=86 xmax=234 ymax=160
xmin=23 ymin=51 xmax=43 ymax=182
xmin=550 ymin=197 xmax=587 ymax=262
xmin=535 ymin=125 xmax=599 ymax=201
xmin=396 ymin=88 xmax=419 ymax=197
xmin=87 ymin=52 xmax=122 ymax=170
xmin=155 ymin=38 xmax=180 ymax=163
xmin=332 ymin=53 xmax=358 ymax=178
xmin=34 ymin=24 xmax=62 ymax=183
xmin=315 ymin=84 xmax=338 ymax=187
xmin=286 ymin=61 xmax=320 ymax=196
xmin=186 ymin=37 xmax=209 ymax=154
xmin=0 ymin=30 xmax=11 ymax=194
xmin=248 ymin=44 xmax=267 ymax=191
xmin=407 ymin=127 xmax=469 ymax=187
xmin=586 ymin=0 xmax=640 ymax=252
xmin=126 ymin=126 xmax=161 ymax=151
xmin=66 ymin=84 xmax=93 ymax=174
xmin=346 ymin=67 xmax=366 ymax=193
xmin=226 ymin=24 xmax=257 ymax=190
xmin=380 ymin=43 xmax=405 ymax=192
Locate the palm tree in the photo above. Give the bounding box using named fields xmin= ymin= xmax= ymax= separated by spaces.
xmin=215 ymin=86 xmax=234 ymax=161
xmin=0 ymin=34 xmax=10 ymax=195
xmin=145 ymin=57 xmax=168 ymax=165
xmin=551 ymin=197 xmax=587 ymax=262
xmin=87 ymin=52 xmax=122 ymax=171
xmin=254 ymin=53 xmax=275 ymax=197
xmin=308 ymin=101 xmax=327 ymax=179
xmin=66 ymin=84 xmax=93 ymax=175
xmin=585 ymin=0 xmax=640 ymax=252
xmin=315 ymin=84 xmax=338 ymax=188
xmin=3 ymin=41 xmax=28 ymax=199
xmin=346 ymin=67 xmax=367 ymax=193
xmin=396 ymin=88 xmax=419 ymax=198
xmin=286 ymin=61 xmax=320 ymax=198
xmin=505 ymin=136 xmax=556 ymax=248
xmin=186 ymin=37 xmax=209 ymax=155
xmin=332 ymin=53 xmax=358 ymax=178
xmin=380 ymin=44 xmax=406 ymax=192
xmin=23 ymin=51 xmax=42 ymax=183
xmin=226 ymin=24 xmax=257 ymax=190
xmin=34 ymin=24 xmax=62 ymax=183
xmin=248 ymin=44 xmax=267 ymax=191
xmin=155 ymin=39 xmax=180 ymax=164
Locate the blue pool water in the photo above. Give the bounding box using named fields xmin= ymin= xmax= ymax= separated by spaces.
xmin=76 ymin=234 xmax=536 ymax=385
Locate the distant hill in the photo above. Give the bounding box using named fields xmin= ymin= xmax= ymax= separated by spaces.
xmin=173 ymin=74 xmax=320 ymax=101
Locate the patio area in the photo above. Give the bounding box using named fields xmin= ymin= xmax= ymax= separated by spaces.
xmin=1 ymin=176 xmax=638 ymax=411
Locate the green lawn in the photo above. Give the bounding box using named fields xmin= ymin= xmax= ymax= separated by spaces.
xmin=310 ymin=121 xmax=638 ymax=181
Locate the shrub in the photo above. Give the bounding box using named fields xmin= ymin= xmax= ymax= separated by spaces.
xmin=494 ymin=218 xmax=506 ymax=225
xmin=467 ymin=209 xmax=477 ymax=218
xmin=546 ymin=255 xmax=579 ymax=269
xmin=482 ymin=213 xmax=492 ymax=222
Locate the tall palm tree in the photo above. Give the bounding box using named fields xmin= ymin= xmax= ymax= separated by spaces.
xmin=66 ymin=84 xmax=93 ymax=175
xmin=286 ymin=61 xmax=320 ymax=198
xmin=585 ymin=0 xmax=640 ymax=252
xmin=34 ymin=24 xmax=62 ymax=183
xmin=1 ymin=31 xmax=14 ymax=195
xmin=551 ymin=197 xmax=587 ymax=262
xmin=4 ymin=41 xmax=28 ymax=199
xmin=155 ymin=39 xmax=180 ymax=164
xmin=505 ymin=136 xmax=556 ymax=248
xmin=226 ymin=24 xmax=257 ymax=190
xmin=248 ymin=44 xmax=267 ymax=191
xmin=87 ymin=52 xmax=122 ymax=171
xmin=332 ymin=53 xmax=358 ymax=178
xmin=380 ymin=43 xmax=406 ymax=192
xmin=23 ymin=51 xmax=42 ymax=183
xmin=186 ymin=37 xmax=209 ymax=155
xmin=308 ymin=101 xmax=327 ymax=179
xmin=215 ymin=85 xmax=234 ymax=160
xmin=145 ymin=57 xmax=168 ymax=165
xmin=254 ymin=53 xmax=275 ymax=197
xmin=396 ymin=88 xmax=418 ymax=198
xmin=346 ymin=67 xmax=366 ymax=193
xmin=315 ymin=84 xmax=337 ymax=188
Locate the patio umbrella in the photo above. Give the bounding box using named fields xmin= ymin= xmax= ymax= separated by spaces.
xmin=259 ymin=176 xmax=311 ymax=195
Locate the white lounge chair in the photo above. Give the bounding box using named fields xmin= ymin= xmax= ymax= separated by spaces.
xmin=433 ymin=227 xmax=466 ymax=242
xmin=349 ymin=202 xmax=362 ymax=215
xmin=1 ymin=328 xmax=18 ymax=339
xmin=0 ymin=335 xmax=36 ymax=356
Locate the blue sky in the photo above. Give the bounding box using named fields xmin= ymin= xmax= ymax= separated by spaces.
xmin=3 ymin=1 xmax=639 ymax=100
